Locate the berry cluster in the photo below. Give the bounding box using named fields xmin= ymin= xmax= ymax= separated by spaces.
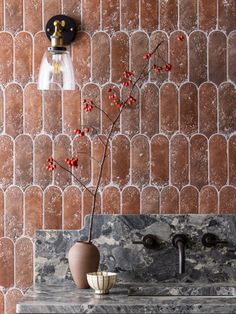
xmin=65 ymin=158 xmax=79 ymax=168
xmin=83 ymin=99 xmax=94 ymax=112
xmin=108 ymin=88 xmax=123 ymax=109
xmin=74 ymin=127 xmax=90 ymax=137
xmin=47 ymin=157 xmax=56 ymax=171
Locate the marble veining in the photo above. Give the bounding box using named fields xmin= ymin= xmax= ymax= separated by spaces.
xmin=17 ymin=282 xmax=236 ymax=314
xmin=35 ymin=214 xmax=236 ymax=284
xmin=17 ymin=214 xmax=236 ymax=313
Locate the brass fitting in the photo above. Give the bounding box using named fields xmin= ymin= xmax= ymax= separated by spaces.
xmin=51 ymin=20 xmax=65 ymax=48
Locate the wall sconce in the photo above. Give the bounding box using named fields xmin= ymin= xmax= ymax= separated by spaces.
xmin=38 ymin=15 xmax=76 ymax=91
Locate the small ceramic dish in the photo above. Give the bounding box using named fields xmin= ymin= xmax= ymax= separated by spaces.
xmin=87 ymin=271 xmax=117 ymax=294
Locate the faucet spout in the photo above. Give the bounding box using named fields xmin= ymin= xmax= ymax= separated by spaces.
xmin=172 ymin=234 xmax=187 ymax=275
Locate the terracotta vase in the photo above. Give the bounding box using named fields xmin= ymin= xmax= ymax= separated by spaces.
xmin=68 ymin=241 xmax=100 ymax=289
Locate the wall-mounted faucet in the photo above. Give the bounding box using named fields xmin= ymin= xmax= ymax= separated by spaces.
xmin=172 ymin=234 xmax=188 ymax=274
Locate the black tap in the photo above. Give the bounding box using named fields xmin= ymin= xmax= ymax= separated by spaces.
xmin=172 ymin=234 xmax=187 ymax=275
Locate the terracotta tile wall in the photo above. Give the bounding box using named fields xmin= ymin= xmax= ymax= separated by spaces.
xmin=0 ymin=0 xmax=236 ymax=312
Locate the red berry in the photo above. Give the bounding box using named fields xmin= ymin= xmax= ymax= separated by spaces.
xmin=165 ymin=63 xmax=172 ymax=72
xmin=177 ymin=35 xmax=184 ymax=41
xmin=143 ymin=53 xmax=152 ymax=60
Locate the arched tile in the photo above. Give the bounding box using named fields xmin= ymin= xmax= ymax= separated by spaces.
xmin=54 ymin=135 xmax=72 ymax=189
xmin=44 ymin=186 xmax=62 ymax=229
xmin=111 ymin=32 xmax=129 ymax=83
xmin=0 ymin=291 xmax=4 ymax=314
xmin=92 ymin=135 xmax=110 ymax=186
xmin=131 ymin=135 xmax=150 ymax=187
xmin=160 ymin=0 xmax=178 ymax=33
xmin=15 ymin=32 xmax=33 ymax=85
xmin=189 ymin=31 xmax=207 ymax=86
xmin=141 ymin=186 xmax=160 ymax=214
xmin=15 ymin=135 xmax=33 ymax=188
xmin=102 ymin=186 xmax=120 ymax=214
xmin=24 ymin=83 xmax=42 ymax=137
xmin=0 ymin=238 xmax=14 ymax=288
xmin=24 ymin=0 xmax=42 ymax=34
xmin=219 ymin=83 xmax=236 ymax=135
xmin=228 ymin=31 xmax=236 ymax=84
xmin=122 ymin=186 xmax=140 ymax=214
xmin=101 ymin=84 xmax=120 ymax=134
xmin=170 ymin=135 xmax=189 ymax=189
xmin=141 ymin=83 xmax=159 ymax=137
xmin=112 ymin=135 xmax=130 ymax=188
xmin=0 ymin=135 xmax=13 ymax=190
xmin=63 ymin=87 xmax=81 ymax=136
xmin=199 ymin=82 xmax=217 ymax=137
xmin=5 ymin=83 xmax=23 ymax=138
xmin=151 ymin=135 xmax=169 ymax=186
xmin=5 ymin=289 xmax=23 ymax=314
xmin=121 ymin=86 xmax=139 ymax=137
xmin=73 ymin=135 xmax=91 ymax=186
xmin=5 ymin=186 xmax=23 ymax=240
xmin=64 ymin=186 xmax=82 ymax=229
xmin=5 ymin=0 xmax=23 ymax=32
xmin=229 ymin=136 xmax=236 ymax=186
xmin=82 ymin=0 xmax=100 ymax=32
xmin=72 ymin=32 xmax=91 ymax=84
xmin=82 ymin=188 xmax=101 ymax=222
xmin=160 ymin=83 xmax=178 ymax=136
xmin=0 ymin=188 xmax=3 ymax=237
xmin=170 ymin=31 xmax=188 ymax=84
xmin=15 ymin=237 xmax=33 ymax=290
xmin=200 ymin=185 xmax=218 ymax=214
xmin=121 ymin=0 xmax=139 ymax=31
xmin=34 ymin=135 xmax=53 ymax=189
xmin=102 ymin=0 xmax=120 ymax=33
xmin=0 ymin=87 xmax=3 ymax=133
xmin=25 ymin=186 xmax=43 ymax=237
xmin=180 ymin=83 xmax=198 ymax=136
xmin=160 ymin=186 xmax=179 ymax=214
xmin=43 ymin=90 xmax=62 ymax=137
xmin=0 ymin=32 xmax=13 ymax=84
xmin=140 ymin=0 xmax=158 ymax=33
xmin=180 ymin=186 xmax=198 ymax=214
xmin=179 ymin=0 xmax=197 ymax=33
xmin=92 ymin=32 xmax=110 ymax=84
xmin=82 ymin=83 xmax=101 ymax=133
xmin=209 ymin=135 xmax=227 ymax=190
xmin=190 ymin=135 xmax=208 ymax=190
xmin=209 ymin=31 xmax=227 ymax=85
xmin=131 ymin=32 xmax=149 ymax=85
xmin=219 ymin=186 xmax=236 ymax=214
xmin=150 ymin=31 xmax=168 ymax=85
xmin=218 ymin=0 xmax=236 ymax=34
xmin=199 ymin=0 xmax=217 ymax=32
xmin=34 ymin=32 xmax=48 ymax=80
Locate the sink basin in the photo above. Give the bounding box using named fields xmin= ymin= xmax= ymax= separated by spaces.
xmin=128 ymin=283 xmax=236 ymax=297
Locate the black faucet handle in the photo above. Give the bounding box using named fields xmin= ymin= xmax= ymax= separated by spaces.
xmin=132 ymin=234 xmax=161 ymax=249
xmin=202 ymin=233 xmax=228 ymax=247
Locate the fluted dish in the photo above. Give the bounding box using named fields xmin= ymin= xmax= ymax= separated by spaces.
xmin=87 ymin=272 xmax=117 ymax=294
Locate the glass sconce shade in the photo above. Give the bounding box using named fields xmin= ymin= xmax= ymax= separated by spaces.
xmin=37 ymin=48 xmax=75 ymax=90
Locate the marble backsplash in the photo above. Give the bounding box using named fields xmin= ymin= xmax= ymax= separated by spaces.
xmin=35 ymin=215 xmax=236 ymax=284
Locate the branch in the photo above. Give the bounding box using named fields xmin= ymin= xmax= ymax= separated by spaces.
xmin=53 ymin=160 xmax=94 ymax=196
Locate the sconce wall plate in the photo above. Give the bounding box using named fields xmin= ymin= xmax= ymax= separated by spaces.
xmin=45 ymin=15 xmax=77 ymax=46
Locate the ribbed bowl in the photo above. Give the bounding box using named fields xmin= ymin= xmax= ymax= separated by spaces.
xmin=87 ymin=271 xmax=117 ymax=294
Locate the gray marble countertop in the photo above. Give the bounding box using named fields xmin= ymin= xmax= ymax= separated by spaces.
xmin=17 ymin=281 xmax=236 ymax=314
